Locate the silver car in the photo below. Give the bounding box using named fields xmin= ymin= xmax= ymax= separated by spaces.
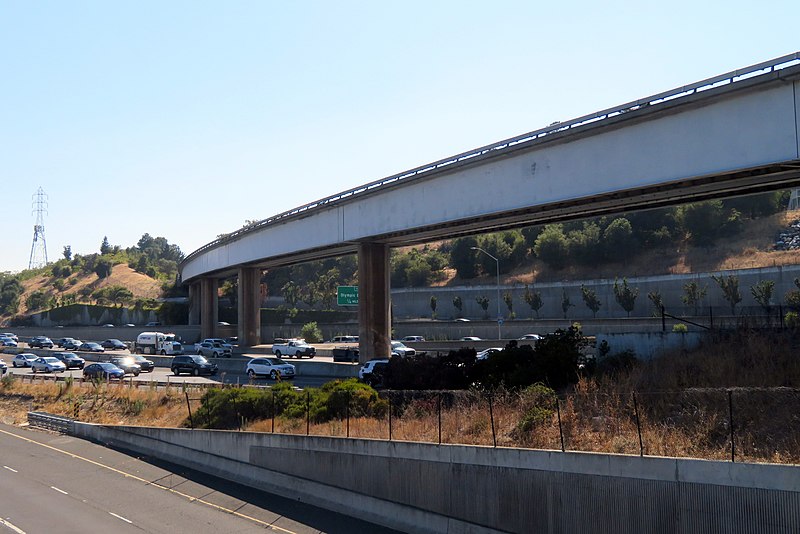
xmin=245 ymin=357 xmax=296 ymax=380
xmin=31 ymin=357 xmax=67 ymax=373
xmin=12 ymin=353 xmax=39 ymax=367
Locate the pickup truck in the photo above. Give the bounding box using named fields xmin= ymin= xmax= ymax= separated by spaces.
xmin=271 ymin=339 xmax=316 ymax=359
xmin=195 ymin=341 xmax=232 ymax=358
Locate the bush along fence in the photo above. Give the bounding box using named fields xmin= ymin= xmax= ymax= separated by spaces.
xmin=180 ymin=381 xmax=800 ymax=464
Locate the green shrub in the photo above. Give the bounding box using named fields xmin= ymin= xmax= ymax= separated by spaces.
xmin=515 ymin=383 xmax=556 ymax=434
xmin=785 ymin=311 xmax=800 ymax=329
xmin=300 ymin=321 xmax=323 ymax=343
xmin=595 ymin=350 xmax=639 ymax=377
xmin=673 ymin=323 xmax=688 ymax=333
xmin=193 ymin=380 xmax=386 ymax=429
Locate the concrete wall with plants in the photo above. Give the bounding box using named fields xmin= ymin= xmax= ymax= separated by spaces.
xmin=390 ymin=264 xmax=800 ymax=321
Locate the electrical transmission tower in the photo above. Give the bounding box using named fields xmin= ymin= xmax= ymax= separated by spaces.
xmin=28 ymin=187 xmax=49 ymax=269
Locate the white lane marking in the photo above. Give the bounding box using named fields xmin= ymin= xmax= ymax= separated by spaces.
xmin=0 ymin=427 xmax=296 ymax=533
xmin=108 ymin=512 xmax=132 ymax=524
xmin=2 ymin=466 xmax=17 ymax=473
xmin=50 ymin=486 xmax=68 ymax=495
xmin=0 ymin=517 xmax=26 ymax=534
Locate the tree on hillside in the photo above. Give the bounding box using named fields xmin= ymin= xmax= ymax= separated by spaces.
xmin=452 ymin=295 xmax=463 ymax=317
xmin=613 ymin=278 xmax=639 ymax=317
xmin=603 ymin=218 xmax=635 ymax=260
xmin=680 ymin=201 xmax=742 ymax=247
xmin=0 ymin=276 xmax=22 ymax=315
xmin=712 ymin=274 xmax=742 ymax=315
xmin=450 ymin=237 xmax=479 ymax=279
xmin=430 ymin=295 xmax=438 ymax=319
xmin=534 ymin=225 xmax=568 ymax=269
xmin=750 ymin=280 xmax=775 ymax=313
xmin=63 ymin=245 xmax=72 ymax=261
xmin=26 ymin=290 xmax=49 ymax=312
xmin=567 ymin=222 xmax=603 ymax=266
xmin=682 ymin=281 xmax=707 ymax=315
xmin=523 ymin=284 xmax=543 ymax=319
xmin=580 ymin=285 xmax=601 ymax=318
xmin=281 ymin=281 xmax=299 ymax=307
xmin=100 ymin=236 xmax=112 ymax=255
xmin=94 ymin=258 xmax=114 ymax=279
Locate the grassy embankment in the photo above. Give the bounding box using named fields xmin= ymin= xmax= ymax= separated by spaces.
xmin=1 ymin=328 xmax=798 ymax=464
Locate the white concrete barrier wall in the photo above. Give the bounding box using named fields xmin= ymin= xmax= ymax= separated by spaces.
xmin=71 ymin=423 xmax=800 ymax=534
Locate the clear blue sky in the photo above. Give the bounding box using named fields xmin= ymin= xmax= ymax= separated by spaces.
xmin=1 ymin=1 xmax=798 ymax=273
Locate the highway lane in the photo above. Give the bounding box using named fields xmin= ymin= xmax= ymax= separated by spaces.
xmin=0 ymin=423 xmax=400 ymax=534
xmin=4 ymin=348 xmax=356 ymax=389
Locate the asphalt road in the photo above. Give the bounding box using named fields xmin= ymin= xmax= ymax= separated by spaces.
xmin=0 ymin=422 xmax=400 ymax=534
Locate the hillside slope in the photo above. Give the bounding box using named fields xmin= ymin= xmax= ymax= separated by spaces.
xmin=18 ymin=264 xmax=162 ymax=315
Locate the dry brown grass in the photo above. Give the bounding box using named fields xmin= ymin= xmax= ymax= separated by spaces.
xmin=3 ymin=329 xmax=799 ymax=464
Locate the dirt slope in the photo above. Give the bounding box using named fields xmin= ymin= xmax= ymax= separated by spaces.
xmin=18 ymin=264 xmax=162 ymax=315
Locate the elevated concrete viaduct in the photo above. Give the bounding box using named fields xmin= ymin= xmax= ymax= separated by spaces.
xmin=180 ymin=52 xmax=800 ymax=362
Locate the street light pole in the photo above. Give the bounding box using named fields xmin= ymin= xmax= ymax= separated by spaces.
xmin=471 ymin=246 xmax=502 ymax=340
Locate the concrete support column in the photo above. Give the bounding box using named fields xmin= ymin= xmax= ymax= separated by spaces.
xmin=238 ymin=267 xmax=262 ymax=347
xmin=200 ymin=277 xmax=219 ymax=340
xmin=188 ymin=282 xmax=201 ymax=326
xmin=358 ymin=242 xmax=391 ymax=364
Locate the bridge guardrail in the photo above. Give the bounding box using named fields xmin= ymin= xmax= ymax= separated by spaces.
xmin=182 ymin=51 xmax=800 ymax=268
xmin=28 ymin=411 xmax=74 ymax=434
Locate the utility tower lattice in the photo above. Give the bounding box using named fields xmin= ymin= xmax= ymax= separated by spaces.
xmin=29 ymin=187 xmax=49 ymax=269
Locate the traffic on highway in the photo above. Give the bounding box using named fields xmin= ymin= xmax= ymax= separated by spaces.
xmin=0 ymin=331 xmax=360 ymax=389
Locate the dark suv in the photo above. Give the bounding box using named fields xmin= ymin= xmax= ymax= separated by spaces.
xmin=29 ymin=336 xmax=54 ymax=349
xmin=54 ymin=352 xmax=85 ymax=369
xmin=171 ymin=355 xmax=218 ymax=376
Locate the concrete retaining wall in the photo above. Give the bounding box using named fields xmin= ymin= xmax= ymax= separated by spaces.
xmin=71 ymin=423 xmax=800 ymax=534
xmin=595 ymin=332 xmax=706 ymax=360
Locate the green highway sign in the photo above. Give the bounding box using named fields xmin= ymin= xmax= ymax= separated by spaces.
xmin=337 ymin=286 xmax=359 ymax=306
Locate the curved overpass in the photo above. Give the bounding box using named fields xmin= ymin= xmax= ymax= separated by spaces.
xmin=180 ymin=52 xmax=800 ymax=360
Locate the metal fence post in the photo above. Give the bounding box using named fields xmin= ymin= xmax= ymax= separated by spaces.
xmin=633 ymin=392 xmax=643 ymax=456
xmin=271 ymin=389 xmax=275 ymax=433
xmin=554 ymin=395 xmax=565 ymax=452
xmin=437 ymin=392 xmax=442 ymax=445
xmin=306 ymin=391 xmax=310 ymax=435
xmin=488 ymin=393 xmax=496 ymax=448
xmin=661 ymin=305 xmax=666 ymax=332
xmin=184 ymin=390 xmax=194 ymax=430
xmin=728 ymin=389 xmax=735 ymax=462
xmin=346 ymin=390 xmax=351 ymax=438
xmin=710 ymin=306 xmax=714 ymax=329
xmin=388 ymin=392 xmax=393 ymax=441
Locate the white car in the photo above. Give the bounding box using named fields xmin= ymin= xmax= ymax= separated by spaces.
xmin=1 ymin=333 xmax=18 ymax=342
xmin=401 ymin=336 xmax=425 ymax=342
xmin=0 ymin=359 xmax=7 ymax=375
xmin=358 ymin=359 xmax=390 ymax=380
xmin=0 ymin=336 xmax=18 ymax=347
xmin=245 ymin=357 xmax=296 ymax=380
xmin=476 ymin=348 xmax=502 ymax=361
xmin=359 ymin=359 xmax=389 ymax=387
xmin=519 ymin=334 xmax=541 ymax=341
xmin=390 ymin=341 xmax=416 ymax=357
xmin=12 ymin=353 xmax=39 ymax=367
xmin=460 ymin=336 xmax=482 ymax=342
xmin=31 ymin=357 xmax=66 ymax=373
